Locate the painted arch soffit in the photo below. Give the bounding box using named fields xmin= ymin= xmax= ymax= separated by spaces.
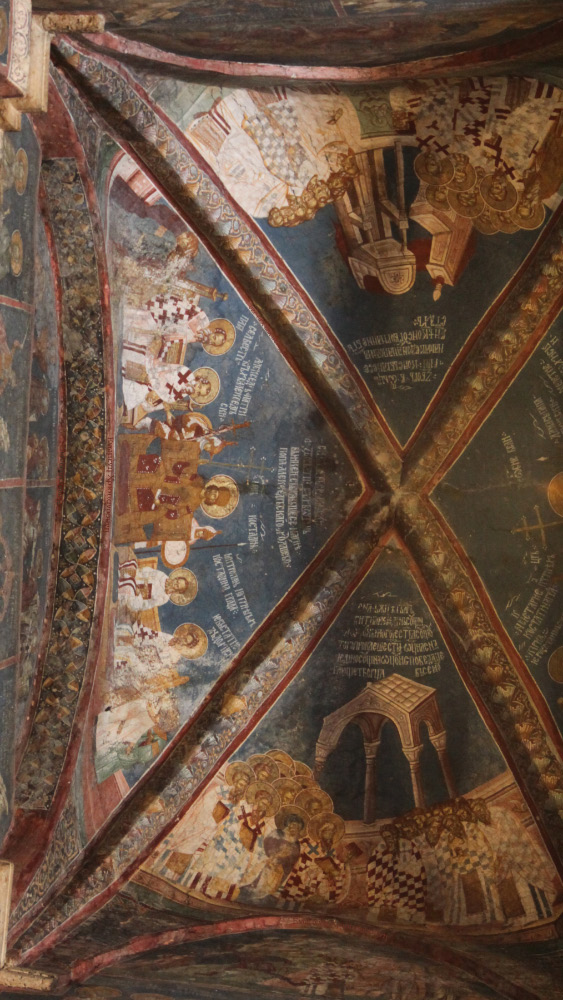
xmin=9 ymin=52 xmax=381 ymax=947
xmin=7 ymin=46 xmax=563 ymax=964
xmin=61 ymin=923 xmax=548 ymax=1000
xmin=29 ymin=0 xmax=563 ymax=70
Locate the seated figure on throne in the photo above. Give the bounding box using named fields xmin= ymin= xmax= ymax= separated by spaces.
xmin=115 ymin=434 xmax=239 ymax=546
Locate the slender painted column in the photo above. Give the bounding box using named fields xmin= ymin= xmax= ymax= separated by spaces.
xmin=430 ymin=730 xmax=456 ymax=800
xmin=363 ymin=739 xmax=380 ymax=824
xmin=403 ymin=744 xmax=425 ymax=809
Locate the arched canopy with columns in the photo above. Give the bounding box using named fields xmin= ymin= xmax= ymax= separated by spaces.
xmin=315 ymin=675 xmax=456 ymax=822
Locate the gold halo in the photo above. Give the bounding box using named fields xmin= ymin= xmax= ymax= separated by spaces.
xmin=497 ymin=212 xmax=519 ymax=235
xmin=172 ymin=622 xmax=208 ymax=658
xmin=225 ymin=760 xmax=254 ymax=786
xmin=448 ymin=156 xmax=476 ymax=192
xmin=0 ymin=9 xmax=7 ymax=56
xmin=548 ymin=647 xmax=563 ymax=684
xmin=160 ymin=540 xmax=189 ymax=569
xmin=293 ymin=773 xmax=315 ymax=788
xmin=509 ymin=197 xmax=545 ymax=231
xmin=190 ymin=367 xmax=220 ymax=405
xmin=168 ymin=567 xmax=198 ymax=606
xmin=414 ymin=152 xmax=454 ymax=186
xmin=447 ymin=188 xmax=484 ymax=219
xmin=267 ymin=748 xmax=295 ymax=776
xmin=202 ymin=318 xmax=236 ymax=356
xmin=294 ymin=760 xmax=312 ymax=776
xmin=273 ymin=777 xmax=301 ymax=802
xmin=15 ymin=148 xmax=28 ymax=195
xmin=245 ymin=780 xmax=280 ymax=817
xmin=472 ymin=205 xmax=501 ymax=235
xmin=426 ymin=184 xmax=450 ymax=211
xmin=248 ymin=753 xmax=280 ymax=783
xmin=547 ymin=472 xmax=563 ymax=517
xmin=480 ymin=172 xmax=518 ymax=212
xmin=295 ymin=787 xmax=333 ymax=816
xmin=200 ymin=474 xmax=239 ymax=519
xmin=308 ymin=810 xmax=345 ymax=845
xmin=10 ymin=230 xmax=23 ymax=276
xmin=275 ymin=803 xmax=309 ymax=831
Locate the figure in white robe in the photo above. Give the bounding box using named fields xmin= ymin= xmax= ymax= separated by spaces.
xmin=180 ymin=782 xmax=279 ymax=901
xmin=117 ymin=561 xmax=194 ymax=612
xmin=121 ymin=344 xmax=198 ymax=413
xmin=147 ymin=293 xmax=210 ymax=344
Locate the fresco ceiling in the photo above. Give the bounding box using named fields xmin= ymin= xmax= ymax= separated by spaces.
xmin=0 ymin=3 xmax=563 ymax=1000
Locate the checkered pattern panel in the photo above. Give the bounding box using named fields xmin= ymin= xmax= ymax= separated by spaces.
xmin=367 ymin=847 xmax=427 ymax=911
xmin=243 ymin=105 xmax=306 ymax=188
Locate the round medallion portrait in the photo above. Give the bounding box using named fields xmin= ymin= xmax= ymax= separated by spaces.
xmin=167 ymin=567 xmax=198 ymax=606
xmin=202 ymin=317 xmax=236 ymax=356
xmin=547 ymin=471 xmax=563 ymax=517
xmin=548 ymin=647 xmax=563 ymax=684
xmin=448 ymin=154 xmax=476 ymax=192
xmin=480 ymin=171 xmax=518 ymax=212
xmin=15 ymin=148 xmax=28 ymax=195
xmin=473 ymin=205 xmax=501 ymax=235
xmin=509 ymin=195 xmax=545 ymax=231
xmin=426 ymin=184 xmax=449 ymax=211
xmin=172 ymin=622 xmax=208 ymax=659
xmin=10 ymin=230 xmax=23 ymax=276
xmin=447 ymin=187 xmax=484 ymax=219
xmin=200 ymin=474 xmax=239 ymax=518
xmin=414 ymin=152 xmax=454 ymax=186
xmin=190 ymin=366 xmax=220 ymax=405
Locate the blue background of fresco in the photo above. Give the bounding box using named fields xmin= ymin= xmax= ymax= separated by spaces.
xmin=108 ymin=187 xmax=362 ymax=786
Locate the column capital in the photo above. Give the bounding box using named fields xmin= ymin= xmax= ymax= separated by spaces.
xmin=35 ymin=13 xmax=105 ymax=34
xmin=429 ymin=729 xmax=448 ymax=753
xmin=402 ymin=743 xmax=424 ymax=766
xmin=0 ymin=966 xmax=56 ymax=991
xmin=363 ymin=738 xmax=381 ymax=759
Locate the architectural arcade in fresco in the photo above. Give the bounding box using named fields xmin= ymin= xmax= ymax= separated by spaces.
xmin=1 ymin=3 xmax=563 ymax=1000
